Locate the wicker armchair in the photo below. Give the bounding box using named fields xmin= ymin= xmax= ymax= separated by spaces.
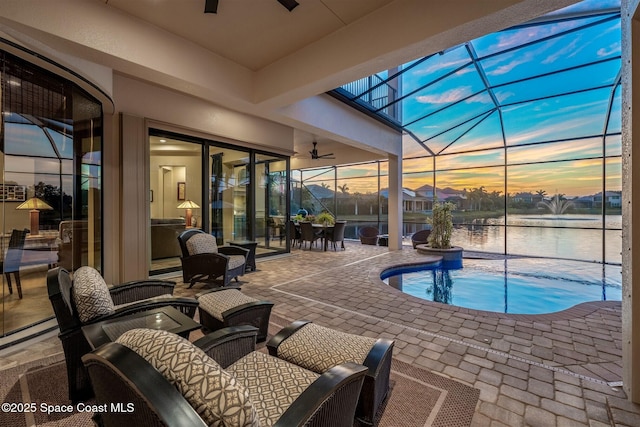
xmin=358 ymin=226 xmax=379 ymax=245
xmin=178 ymin=229 xmax=248 ymax=288
xmin=47 ymin=266 xmax=198 ymax=402
xmin=82 ymin=326 xmax=368 ymax=427
xmin=268 ymin=320 xmax=394 ymax=425
xmin=411 ymin=229 xmax=432 ymax=249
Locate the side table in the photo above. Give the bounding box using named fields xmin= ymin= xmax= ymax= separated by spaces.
xmin=229 ymin=240 xmax=258 ymax=272
xmin=81 ymin=306 xmax=201 ymax=350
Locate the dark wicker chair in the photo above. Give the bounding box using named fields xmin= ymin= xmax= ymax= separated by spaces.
xmin=82 ymin=326 xmax=367 ymax=427
xmin=1 ymin=228 xmax=28 ymax=299
xmin=298 ymin=221 xmax=322 ymax=249
xmin=196 ymin=286 xmax=274 ymax=342
xmin=177 ymin=229 xmax=249 ymax=288
xmin=289 ymin=220 xmax=301 ymax=248
xmin=47 ymin=267 xmax=199 ymax=402
xmin=326 ymin=220 xmax=347 ymax=251
xmin=411 ymin=229 xmax=432 ymax=249
xmin=358 ymin=226 xmax=379 ymax=245
xmin=268 ymin=320 xmax=394 ymax=425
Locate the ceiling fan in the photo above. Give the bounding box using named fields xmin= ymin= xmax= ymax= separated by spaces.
xmin=205 ymin=0 xmax=298 ymax=13
xmin=310 ymin=142 xmax=335 ymax=160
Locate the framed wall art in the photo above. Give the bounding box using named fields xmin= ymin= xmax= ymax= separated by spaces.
xmin=177 ymin=182 xmax=186 ymax=200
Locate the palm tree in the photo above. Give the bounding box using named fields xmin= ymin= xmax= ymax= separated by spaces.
xmin=338 ymin=184 xmax=349 ymax=194
xmin=535 ymin=189 xmax=547 ymax=198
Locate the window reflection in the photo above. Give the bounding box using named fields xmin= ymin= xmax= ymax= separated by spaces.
xmin=1 ymin=51 xmax=102 ymax=337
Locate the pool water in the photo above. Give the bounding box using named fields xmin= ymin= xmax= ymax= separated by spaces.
xmin=381 ymin=258 xmax=622 ymax=315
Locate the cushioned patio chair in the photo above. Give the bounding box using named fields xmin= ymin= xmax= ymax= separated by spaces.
xmin=411 ymin=229 xmax=432 ymax=249
xmin=82 ymin=326 xmax=368 ymax=427
xmin=268 ymin=320 xmax=394 ymax=425
xmin=196 ymin=286 xmax=274 ymax=342
xmin=47 ymin=266 xmax=198 ymax=402
xmin=177 ymin=229 xmax=248 ymax=288
xmin=358 ymin=226 xmax=379 ymax=245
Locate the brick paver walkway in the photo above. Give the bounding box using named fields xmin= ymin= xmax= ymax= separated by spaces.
xmin=2 ymin=242 xmax=639 ymax=426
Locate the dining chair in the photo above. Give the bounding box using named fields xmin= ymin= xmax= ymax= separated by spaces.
xmin=326 ymin=220 xmax=346 ymax=251
xmin=288 ymin=220 xmax=301 ymax=248
xmin=2 ymin=228 xmax=28 ymax=299
xmin=298 ymin=221 xmax=322 ymax=250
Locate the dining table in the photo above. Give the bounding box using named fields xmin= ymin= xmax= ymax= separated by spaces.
xmin=312 ymin=223 xmax=334 ymax=251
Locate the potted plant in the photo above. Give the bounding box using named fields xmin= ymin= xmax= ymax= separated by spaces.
xmin=419 ymin=200 xmax=463 ymax=268
xmin=427 ymin=201 xmax=454 ymax=249
xmin=315 ymin=211 xmax=335 ymax=226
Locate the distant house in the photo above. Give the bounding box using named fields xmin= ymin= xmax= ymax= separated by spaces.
xmin=512 ymin=192 xmax=534 ymax=204
xmin=565 ymin=191 xmax=622 ymax=209
xmin=594 ymin=191 xmax=622 ymax=208
xmin=381 ymin=188 xmax=430 ymax=212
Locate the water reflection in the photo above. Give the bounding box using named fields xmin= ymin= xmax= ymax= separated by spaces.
xmin=406 ymin=214 xmax=621 ymax=264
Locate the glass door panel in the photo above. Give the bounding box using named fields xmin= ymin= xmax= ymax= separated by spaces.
xmin=209 ymin=147 xmax=249 ymax=244
xmin=149 ymin=134 xmax=202 ymax=275
xmin=255 ymin=154 xmax=288 ymax=254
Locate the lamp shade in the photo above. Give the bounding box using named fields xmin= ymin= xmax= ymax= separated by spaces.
xmin=178 ymin=200 xmax=199 ymax=228
xmin=16 ymin=197 xmax=53 ymax=210
xmin=177 ymin=200 xmax=200 ymax=209
xmin=16 ymin=197 xmax=52 ymax=236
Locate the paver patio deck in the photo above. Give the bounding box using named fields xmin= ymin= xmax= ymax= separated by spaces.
xmin=1 ymin=241 xmax=638 ymax=426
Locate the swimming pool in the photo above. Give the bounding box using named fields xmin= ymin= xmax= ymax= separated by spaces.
xmin=381 ymin=258 xmax=622 ymax=315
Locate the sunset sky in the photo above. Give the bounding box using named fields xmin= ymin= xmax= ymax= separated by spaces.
xmin=331 ymin=0 xmax=622 ymax=199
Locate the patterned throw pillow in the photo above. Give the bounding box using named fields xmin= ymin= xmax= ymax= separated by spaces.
xmin=72 ymin=266 xmax=115 ymax=323
xmin=227 ymin=351 xmax=318 ymax=427
xmin=276 ymin=322 xmax=377 ymax=374
xmin=117 ymin=329 xmax=259 ymax=427
xmin=186 ymin=233 xmax=218 ymax=255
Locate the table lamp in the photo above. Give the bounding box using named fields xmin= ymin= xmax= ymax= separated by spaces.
xmin=177 ymin=200 xmax=200 ymax=227
xmin=16 ymin=197 xmax=53 ymax=236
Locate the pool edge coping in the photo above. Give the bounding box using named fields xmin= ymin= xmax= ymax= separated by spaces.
xmin=372 ymin=256 xmax=622 ymax=322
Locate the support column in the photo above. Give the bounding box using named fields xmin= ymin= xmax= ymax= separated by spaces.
xmin=119 ymin=113 xmax=150 ymax=282
xmin=622 ymin=0 xmax=640 ymax=403
xmin=387 ymin=154 xmax=403 ymax=250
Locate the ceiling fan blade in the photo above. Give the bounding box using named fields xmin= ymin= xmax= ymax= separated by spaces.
xmin=204 ymin=0 xmax=219 ymax=13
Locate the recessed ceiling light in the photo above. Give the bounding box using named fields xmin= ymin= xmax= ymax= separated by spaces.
xmin=159 ymin=139 xmax=166 ymax=143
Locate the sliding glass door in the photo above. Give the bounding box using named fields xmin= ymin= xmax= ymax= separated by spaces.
xmin=149 ymin=131 xmax=290 ymax=275
xmin=255 ymin=154 xmax=288 ymax=254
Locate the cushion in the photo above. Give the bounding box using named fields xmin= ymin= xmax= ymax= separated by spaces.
xmin=276 ymin=323 xmax=377 ymax=374
xmin=228 ymin=255 xmax=246 ymax=271
xmin=186 ymin=233 xmax=218 ymax=255
xmin=198 ymin=290 xmax=259 ymax=321
xmin=227 ymin=351 xmax=319 ymax=427
xmin=117 ymin=328 xmax=259 ymax=427
xmin=72 ymin=266 xmax=115 ymax=322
